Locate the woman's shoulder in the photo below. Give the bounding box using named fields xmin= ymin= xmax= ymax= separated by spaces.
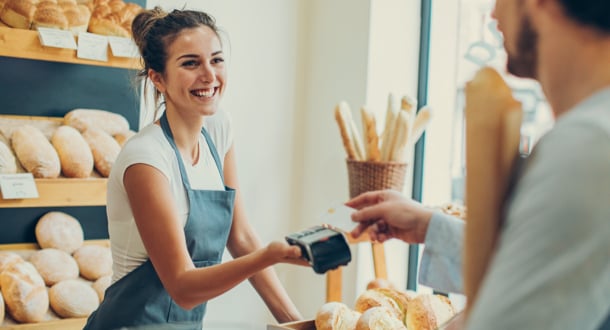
xmin=203 ymin=109 xmax=233 ymax=156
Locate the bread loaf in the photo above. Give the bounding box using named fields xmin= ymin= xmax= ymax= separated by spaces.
xmin=360 ymin=107 xmax=380 ymax=161
xmin=335 ymin=102 xmax=364 ymax=160
xmin=0 ymin=290 xmax=4 ymax=324
xmin=49 ymin=279 xmax=99 ymax=318
xmin=92 ymin=274 xmax=111 ymax=302
xmin=0 ymin=0 xmax=36 ymax=29
xmin=51 ymin=125 xmax=94 ymax=178
xmin=82 ymin=127 xmax=121 ymax=177
xmin=380 ymin=94 xmax=398 ymax=161
xmin=405 ymin=294 xmax=455 ymax=330
xmin=11 ymin=125 xmax=61 ymax=178
xmin=35 ymin=211 xmax=84 ymax=254
xmin=315 ymin=302 xmax=361 ymax=330
xmin=114 ymin=129 xmax=136 ymax=147
xmin=354 ymin=289 xmax=402 ymax=321
xmin=355 ymin=306 xmax=406 ymax=330
xmin=0 ymin=262 xmax=49 ymax=323
xmin=410 ymin=106 xmax=432 ymax=146
xmin=0 ymin=251 xmax=24 ymax=274
xmin=32 ymin=5 xmax=69 ymax=30
xmin=29 ymin=248 xmax=79 ymax=286
xmin=64 ymin=109 xmax=130 ymax=136
xmin=0 ymin=134 xmax=18 ymax=174
xmin=73 ymin=245 xmax=112 ymax=281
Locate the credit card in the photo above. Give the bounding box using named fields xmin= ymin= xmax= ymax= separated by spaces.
xmin=318 ymin=202 xmax=357 ymax=233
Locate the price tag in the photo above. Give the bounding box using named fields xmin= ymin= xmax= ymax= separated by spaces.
xmin=0 ymin=173 xmax=39 ymax=199
xmin=77 ymin=32 xmax=108 ymax=62
xmin=37 ymin=27 xmax=77 ymax=49
xmin=108 ymin=36 xmax=139 ymax=58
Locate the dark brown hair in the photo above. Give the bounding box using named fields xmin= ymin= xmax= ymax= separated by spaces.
xmin=131 ymin=7 xmax=221 ymax=116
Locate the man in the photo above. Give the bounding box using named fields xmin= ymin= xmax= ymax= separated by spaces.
xmin=349 ymin=0 xmax=610 ymax=329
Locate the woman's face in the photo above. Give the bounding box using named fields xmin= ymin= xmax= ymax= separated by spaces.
xmin=152 ymin=26 xmax=226 ymax=117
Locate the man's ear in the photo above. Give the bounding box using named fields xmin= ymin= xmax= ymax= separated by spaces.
xmin=148 ymin=69 xmax=165 ymax=94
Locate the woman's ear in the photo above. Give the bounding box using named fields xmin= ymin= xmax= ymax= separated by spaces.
xmin=148 ymin=69 xmax=166 ymax=94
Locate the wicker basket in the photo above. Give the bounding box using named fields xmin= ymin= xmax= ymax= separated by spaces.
xmin=346 ymin=159 xmax=408 ymax=198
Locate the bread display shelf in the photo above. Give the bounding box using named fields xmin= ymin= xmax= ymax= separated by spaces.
xmin=0 ymin=240 xmax=109 ymax=330
xmin=0 ymin=27 xmax=140 ymax=70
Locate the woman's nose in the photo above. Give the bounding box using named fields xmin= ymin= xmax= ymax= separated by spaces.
xmin=199 ymin=63 xmax=215 ymax=83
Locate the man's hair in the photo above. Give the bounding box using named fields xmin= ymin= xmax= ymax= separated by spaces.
xmin=559 ymin=0 xmax=610 ymax=33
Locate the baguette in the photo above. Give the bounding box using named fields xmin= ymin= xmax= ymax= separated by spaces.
xmin=360 ymin=106 xmax=380 ymax=161
xmin=410 ymin=106 xmax=432 ymax=145
xmin=388 ymin=111 xmax=411 ymax=162
xmin=345 ymin=103 xmax=366 ymax=161
xmin=463 ymin=66 xmax=522 ymax=314
xmin=380 ymin=93 xmax=398 ymax=161
xmin=335 ymin=102 xmax=361 ymax=160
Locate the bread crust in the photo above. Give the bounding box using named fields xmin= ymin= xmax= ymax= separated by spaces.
xmin=360 ymin=107 xmax=380 ymax=161
xmin=335 ymin=102 xmax=359 ymax=160
xmin=35 ymin=211 xmax=84 ymax=254
xmin=49 ymin=279 xmax=100 ymax=318
xmin=11 ymin=125 xmax=61 ymax=178
xmin=82 ymin=127 xmax=121 ymax=177
xmin=0 ymin=262 xmax=49 ymax=323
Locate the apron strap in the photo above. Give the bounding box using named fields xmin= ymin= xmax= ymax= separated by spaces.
xmin=159 ymin=113 xmax=225 ymax=187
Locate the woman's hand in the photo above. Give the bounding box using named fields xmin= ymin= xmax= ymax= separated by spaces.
xmin=265 ymin=241 xmax=310 ymax=267
xmin=347 ymin=189 xmax=433 ymax=244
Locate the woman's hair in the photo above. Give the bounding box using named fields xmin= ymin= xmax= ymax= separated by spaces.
xmin=559 ymin=0 xmax=610 ymax=33
xmin=131 ymin=7 xmax=221 ymax=117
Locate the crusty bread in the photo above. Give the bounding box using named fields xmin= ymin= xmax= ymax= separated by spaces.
xmin=29 ymin=248 xmax=79 ymax=286
xmin=366 ymin=278 xmax=395 ymax=291
xmin=315 ymin=302 xmax=361 ymax=330
xmin=463 ymin=66 xmax=522 ymax=311
xmin=335 ymin=102 xmax=365 ymax=160
xmin=405 ymin=294 xmax=455 ymax=330
xmin=32 ymin=6 xmax=68 ymax=30
xmin=354 ymin=289 xmax=402 ymax=321
xmin=11 ymin=125 xmax=61 ymax=178
xmin=373 ymin=288 xmax=413 ymax=322
xmin=410 ymin=106 xmax=432 ymax=146
xmin=387 ymin=111 xmax=410 ymax=162
xmin=73 ymin=245 xmax=112 ymax=281
xmin=0 ymin=251 xmax=24 ymax=274
xmin=0 ymin=134 xmax=18 ymax=174
xmin=113 ymin=129 xmax=136 ymax=147
xmin=92 ymin=275 xmax=111 ymax=302
xmin=380 ymin=94 xmax=397 ymax=161
xmin=87 ymin=17 xmax=128 ymax=36
xmin=0 ymin=290 xmax=4 ymax=324
xmin=82 ymin=127 xmax=121 ymax=177
xmin=51 ymin=125 xmax=94 ymax=178
xmin=1 ymin=0 xmax=36 ymax=29
xmin=49 ymin=279 xmax=99 ymax=318
xmin=35 ymin=211 xmax=84 ymax=254
xmin=360 ymin=107 xmax=380 ymax=161
xmin=64 ymin=108 xmax=130 ymax=136
xmin=0 ymin=262 xmax=49 ymax=323
xmin=355 ymin=306 xmax=406 ymax=330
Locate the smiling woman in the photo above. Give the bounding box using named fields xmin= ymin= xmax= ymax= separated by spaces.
xmin=81 ymin=7 xmax=309 ymax=330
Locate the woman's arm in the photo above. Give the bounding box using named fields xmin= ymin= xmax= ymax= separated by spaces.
xmin=123 ymin=160 xmax=302 ymax=311
xmin=222 ymin=146 xmax=304 ymax=323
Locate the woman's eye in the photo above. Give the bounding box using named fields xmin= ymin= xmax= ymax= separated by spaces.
xmin=212 ymin=57 xmax=225 ymax=64
xmin=182 ymin=60 xmax=199 ymax=67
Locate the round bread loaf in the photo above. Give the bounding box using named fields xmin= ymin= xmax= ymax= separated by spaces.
xmin=0 ymin=251 xmax=24 ymax=274
xmin=73 ymin=245 xmax=112 ymax=281
xmin=354 ymin=289 xmax=402 ymax=320
xmin=315 ymin=302 xmax=361 ymax=330
xmin=371 ymin=288 xmax=413 ymax=321
xmin=35 ymin=211 xmax=84 ymax=254
xmin=355 ymin=306 xmax=406 ymax=330
xmin=82 ymin=127 xmax=121 ymax=177
xmin=92 ymin=275 xmax=111 ymax=302
xmin=51 ymin=125 xmax=94 ymax=178
xmin=0 ymin=290 xmax=5 ymax=324
xmin=0 ymin=262 xmax=49 ymax=323
xmin=405 ymin=294 xmax=455 ymax=330
xmin=29 ymin=248 xmax=79 ymax=286
xmin=49 ymin=279 xmax=99 ymax=318
xmin=11 ymin=125 xmax=61 ymax=178
xmin=1 ymin=0 xmax=36 ymax=29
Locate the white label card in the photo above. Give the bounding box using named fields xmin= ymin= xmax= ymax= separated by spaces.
xmin=107 ymin=36 xmax=139 ymax=58
xmin=318 ymin=202 xmax=357 ymax=233
xmin=77 ymin=32 xmax=108 ymax=62
xmin=37 ymin=28 xmax=77 ymax=49
xmin=0 ymin=173 xmax=39 ymax=199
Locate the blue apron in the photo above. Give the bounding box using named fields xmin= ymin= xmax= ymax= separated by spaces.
xmin=84 ymin=114 xmax=235 ymax=330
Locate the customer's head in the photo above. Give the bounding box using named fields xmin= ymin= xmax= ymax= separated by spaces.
xmin=131 ymin=7 xmax=225 ymax=116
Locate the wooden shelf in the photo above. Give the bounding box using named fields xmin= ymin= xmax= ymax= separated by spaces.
xmin=0 ymin=26 xmax=140 ymax=70
xmin=0 ymin=178 xmax=107 ymax=208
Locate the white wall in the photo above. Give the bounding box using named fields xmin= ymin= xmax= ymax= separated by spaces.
xmin=144 ymin=0 xmax=420 ymax=327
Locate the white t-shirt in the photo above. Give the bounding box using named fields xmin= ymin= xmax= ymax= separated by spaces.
xmin=106 ymin=110 xmax=233 ymax=283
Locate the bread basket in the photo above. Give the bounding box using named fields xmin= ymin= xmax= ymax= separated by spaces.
xmin=346 ymin=159 xmax=408 ymax=198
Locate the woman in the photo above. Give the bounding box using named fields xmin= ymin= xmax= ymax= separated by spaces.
xmin=84 ymin=7 xmax=305 ymax=330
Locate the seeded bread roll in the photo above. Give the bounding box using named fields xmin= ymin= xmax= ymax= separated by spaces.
xmin=0 ymin=251 xmax=24 ymax=274
xmin=11 ymin=125 xmax=61 ymax=178
xmin=92 ymin=275 xmax=111 ymax=302
xmin=82 ymin=127 xmax=121 ymax=177
xmin=73 ymin=245 xmax=112 ymax=281
xmin=315 ymin=302 xmax=361 ymax=330
xmin=29 ymin=248 xmax=79 ymax=286
xmin=1 ymin=0 xmax=37 ymax=29
xmin=35 ymin=211 xmax=84 ymax=254
xmin=0 ymin=262 xmax=49 ymax=323
xmin=355 ymin=306 xmax=406 ymax=330
xmin=64 ymin=109 xmax=130 ymax=136
xmin=405 ymin=294 xmax=455 ymax=330
xmin=51 ymin=125 xmax=94 ymax=178
xmin=49 ymin=279 xmax=99 ymax=318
